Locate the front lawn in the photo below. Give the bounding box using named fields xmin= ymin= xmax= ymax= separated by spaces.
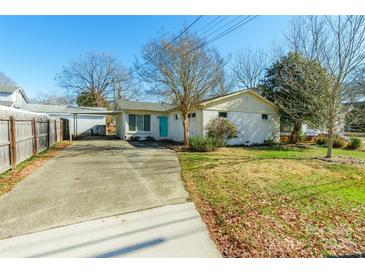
xmin=179 ymin=145 xmax=365 ymax=257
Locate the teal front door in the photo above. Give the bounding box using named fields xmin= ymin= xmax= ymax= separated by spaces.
xmin=159 ymin=116 xmax=168 ymax=137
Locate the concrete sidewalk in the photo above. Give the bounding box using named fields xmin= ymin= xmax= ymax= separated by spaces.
xmin=0 ymin=203 xmax=221 ymax=258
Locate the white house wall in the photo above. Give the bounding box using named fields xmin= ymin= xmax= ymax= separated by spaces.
xmin=120 ymin=110 xmax=202 ymax=142
xmin=0 ymin=92 xmax=12 ymax=102
xmin=14 ymin=90 xmax=27 ymax=107
xmin=0 ymin=90 xmax=27 ymax=107
xmin=117 ymin=92 xmax=280 ymax=144
xmin=202 ymin=92 xmax=280 ymax=145
xmin=115 ymin=113 xmax=124 ymax=139
xmin=123 ymin=111 xmax=167 ymax=140
xmin=48 ymin=113 xmax=106 ymax=136
xmin=169 ymin=111 xmax=202 ymax=142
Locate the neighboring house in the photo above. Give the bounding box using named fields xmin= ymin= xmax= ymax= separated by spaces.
xmin=22 ymin=104 xmax=107 ymax=136
xmin=0 ymin=85 xmax=107 ymax=137
xmin=115 ymin=89 xmax=280 ymax=145
xmin=0 ymin=86 xmax=29 ymax=108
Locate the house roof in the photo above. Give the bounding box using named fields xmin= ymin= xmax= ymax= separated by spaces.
xmin=0 ymin=85 xmax=30 ymax=103
xmin=0 ymin=85 xmax=19 ymax=93
xmin=116 ymin=89 xmax=278 ymax=112
xmin=117 ymin=100 xmax=176 ymax=112
xmin=22 ymin=104 xmax=108 ymax=115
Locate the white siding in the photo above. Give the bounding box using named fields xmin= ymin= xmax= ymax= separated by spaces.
xmin=14 ymin=90 xmax=27 ymax=106
xmin=116 ymin=91 xmax=280 ymax=144
xmin=47 ymin=113 xmax=106 ymax=136
xmin=0 ymin=92 xmax=13 ymax=102
xmin=202 ymin=92 xmax=280 ymax=145
xmin=115 ymin=113 xmax=124 ymax=139
xmin=0 ymin=90 xmax=27 ymax=107
xmin=120 ymin=110 xmax=201 ymax=142
xmin=169 ymin=111 xmax=202 ymax=142
xmin=123 ymin=111 xmax=166 ymax=140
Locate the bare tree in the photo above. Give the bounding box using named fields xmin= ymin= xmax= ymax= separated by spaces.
xmin=232 ymin=48 xmax=268 ymax=89
xmin=0 ymin=72 xmax=17 ymax=86
xmin=135 ymin=32 xmax=224 ymax=145
xmin=56 ymin=52 xmax=137 ymax=107
xmin=112 ymin=67 xmax=141 ymax=103
xmin=212 ymin=67 xmax=234 ymax=96
xmin=31 ymin=91 xmax=74 ymax=105
xmin=287 ymin=16 xmax=365 ymax=157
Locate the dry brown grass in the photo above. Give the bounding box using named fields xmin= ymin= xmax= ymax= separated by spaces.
xmin=0 ymin=141 xmax=72 ymax=196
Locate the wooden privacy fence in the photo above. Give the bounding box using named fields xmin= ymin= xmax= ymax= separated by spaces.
xmin=0 ymin=106 xmax=67 ymax=174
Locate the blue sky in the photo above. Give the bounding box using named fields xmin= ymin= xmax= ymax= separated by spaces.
xmin=0 ymin=16 xmax=292 ymax=99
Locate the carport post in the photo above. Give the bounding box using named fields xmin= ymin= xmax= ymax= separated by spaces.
xmin=69 ymin=118 xmax=72 ymax=142
xmin=73 ymin=113 xmax=76 ymax=139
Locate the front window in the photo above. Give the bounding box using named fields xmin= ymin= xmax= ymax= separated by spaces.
xmin=218 ymin=112 xmax=227 ymax=118
xmin=188 ymin=112 xmax=196 ymax=118
xmin=129 ymin=114 xmax=151 ymax=131
xmin=262 ymin=114 xmax=268 ymax=120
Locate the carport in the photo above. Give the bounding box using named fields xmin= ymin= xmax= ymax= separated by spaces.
xmin=69 ymin=110 xmax=122 ymax=140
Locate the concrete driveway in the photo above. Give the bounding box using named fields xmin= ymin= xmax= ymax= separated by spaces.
xmin=0 ymin=138 xmax=190 ymax=239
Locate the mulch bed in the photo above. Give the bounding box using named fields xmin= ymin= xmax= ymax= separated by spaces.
xmin=316 ymin=156 xmax=364 ymax=165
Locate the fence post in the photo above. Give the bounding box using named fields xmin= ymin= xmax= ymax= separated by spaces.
xmin=9 ymin=116 xmax=17 ymax=169
xmin=47 ymin=119 xmax=50 ymax=148
xmin=54 ymin=120 xmax=57 ymax=143
xmin=60 ymin=119 xmax=64 ymax=141
xmin=32 ymin=118 xmax=38 ymax=155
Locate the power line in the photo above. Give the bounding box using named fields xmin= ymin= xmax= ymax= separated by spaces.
xmin=206 ymin=16 xmax=259 ymax=45
xmin=195 ymin=15 xmax=223 ymax=34
xmin=199 ymin=16 xmax=229 ymax=35
xmin=203 ymin=16 xmax=244 ymax=38
xmin=188 ymin=16 xmax=259 ymax=54
xmin=169 ymin=15 xmax=203 ymax=44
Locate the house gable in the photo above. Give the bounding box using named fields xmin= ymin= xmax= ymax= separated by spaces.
xmin=202 ymin=90 xmax=278 ymax=114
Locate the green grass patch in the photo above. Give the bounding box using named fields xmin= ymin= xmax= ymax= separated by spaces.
xmin=179 ymin=146 xmax=365 ymax=257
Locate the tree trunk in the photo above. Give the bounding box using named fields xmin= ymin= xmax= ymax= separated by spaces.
xmin=326 ymin=130 xmax=334 ymax=158
xmin=289 ymin=121 xmax=302 ymax=144
xmin=182 ymin=118 xmax=190 ymax=146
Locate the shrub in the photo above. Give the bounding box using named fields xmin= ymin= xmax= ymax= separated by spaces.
xmin=298 ymin=130 xmax=306 ymax=142
xmin=145 ymin=136 xmax=155 ymax=142
xmin=264 ymin=137 xmax=277 ymax=146
xmin=331 ymin=136 xmax=347 ymax=148
xmin=129 ymin=135 xmax=141 ymax=141
xmin=280 ymin=135 xmax=290 ymax=144
xmin=347 ymin=137 xmax=362 ymax=150
xmin=205 ymin=117 xmax=238 ymax=147
xmin=189 ymin=136 xmax=216 ymax=152
xmin=314 ymin=134 xmax=347 ymax=148
xmin=313 ymin=134 xmax=327 ymax=146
